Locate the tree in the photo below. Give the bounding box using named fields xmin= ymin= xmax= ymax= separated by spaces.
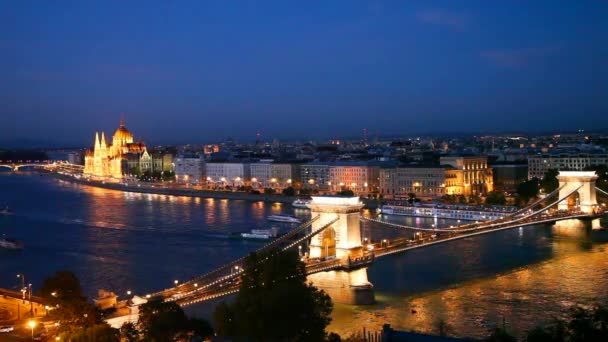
xmin=468 ymin=194 xmax=482 ymax=205
xmin=39 ymin=270 xmax=84 ymax=302
xmin=584 ymin=165 xmax=608 ymax=192
xmin=540 ymin=169 xmax=559 ymax=193
xmin=524 ymin=304 xmax=608 ymax=341
xmin=457 ymin=195 xmax=467 ymax=204
xmin=436 ymin=319 xmax=453 ymax=337
xmin=138 ymin=297 xmax=189 ymax=341
xmin=187 ymin=318 xmax=214 ymax=339
xmin=214 ymin=250 xmax=333 ymax=341
xmin=161 ymin=170 xmax=175 ymax=181
xmin=485 ymin=191 xmax=506 ymax=205
xmin=485 ymin=326 xmax=516 ymax=342
xmin=60 ymin=323 xmax=119 ymax=342
xmin=282 ymin=186 xmax=296 ymax=196
xmin=130 ymin=166 xmax=142 ymax=177
xmin=120 ymin=322 xmax=139 ymax=342
xmin=517 ymin=178 xmax=540 ymax=203
xmin=264 ymin=187 xmax=276 ymax=194
xmin=39 ymin=271 xmax=101 ymax=336
xmin=299 ymin=188 xmax=313 ymax=195
xmin=440 ymin=194 xmax=456 ymax=204
xmin=337 ymin=189 xmax=355 ymax=196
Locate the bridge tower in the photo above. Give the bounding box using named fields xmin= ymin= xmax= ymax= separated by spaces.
xmin=557 ymin=171 xmax=599 ymax=213
xmin=306 ymin=196 xmax=375 ymax=305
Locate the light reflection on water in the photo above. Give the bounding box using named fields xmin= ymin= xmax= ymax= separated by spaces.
xmin=1 ymin=173 xmax=607 ymax=339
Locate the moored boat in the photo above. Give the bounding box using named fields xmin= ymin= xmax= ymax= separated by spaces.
xmin=0 ymin=236 xmax=23 ymax=250
xmin=0 ymin=206 xmax=13 ymax=215
xmin=292 ymin=199 xmax=311 ymax=209
xmin=240 ymin=227 xmax=280 ymax=240
xmin=267 ymin=215 xmax=301 ymax=223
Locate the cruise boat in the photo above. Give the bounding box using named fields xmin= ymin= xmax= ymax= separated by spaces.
xmin=292 ymin=199 xmax=311 ymax=209
xmin=379 ymin=204 xmax=511 ymax=221
xmin=267 ymin=215 xmax=302 ymax=223
xmin=0 ymin=236 xmax=23 ymax=250
xmin=0 ymin=206 xmax=13 ymax=215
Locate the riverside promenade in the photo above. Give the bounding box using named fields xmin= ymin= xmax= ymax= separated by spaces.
xmin=49 ymin=172 xmax=381 ymax=208
xmin=51 ymin=173 xmax=299 ymax=204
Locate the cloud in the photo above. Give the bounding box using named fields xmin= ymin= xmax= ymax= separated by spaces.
xmin=480 ymin=45 xmax=562 ymax=68
xmin=416 ymin=9 xmax=470 ymax=30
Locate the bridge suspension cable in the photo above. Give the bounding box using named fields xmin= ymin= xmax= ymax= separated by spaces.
xmin=281 ymin=216 xmax=339 ymax=252
xmin=596 ymin=187 xmax=608 ymax=198
xmin=506 ymin=184 xmax=565 ymax=217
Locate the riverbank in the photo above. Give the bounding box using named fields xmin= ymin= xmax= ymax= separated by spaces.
xmin=50 ymin=173 xmax=300 ymax=204
xmin=48 ymin=172 xmax=382 ymax=208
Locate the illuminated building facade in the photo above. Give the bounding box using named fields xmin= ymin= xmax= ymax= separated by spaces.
xmin=440 ymin=156 xmax=493 ymax=196
xmin=205 ymin=162 xmax=250 ymax=186
xmin=528 ymin=153 xmax=608 ymax=179
xmin=379 ymin=167 xmax=447 ymax=199
xmin=84 ymin=119 xmax=146 ymax=179
xmin=249 ymin=161 xmax=297 ymax=189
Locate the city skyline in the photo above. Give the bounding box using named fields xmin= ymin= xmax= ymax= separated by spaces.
xmin=1 ymin=0 xmax=607 ymax=146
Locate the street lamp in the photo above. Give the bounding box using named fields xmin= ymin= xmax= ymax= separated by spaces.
xmin=27 ymin=320 xmax=36 ymax=340
xmin=174 ymin=280 xmax=179 ymax=285
xmin=17 ymin=274 xmax=25 ymax=302
xmin=126 ymin=290 xmax=132 ymax=296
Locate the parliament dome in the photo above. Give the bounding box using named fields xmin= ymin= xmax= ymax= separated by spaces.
xmin=113 ymin=119 xmax=134 ymax=144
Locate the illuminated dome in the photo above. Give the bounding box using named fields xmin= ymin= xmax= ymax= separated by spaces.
xmin=112 ymin=119 xmax=134 ymax=145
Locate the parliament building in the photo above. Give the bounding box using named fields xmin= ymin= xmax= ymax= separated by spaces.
xmin=84 ymin=119 xmax=147 ymax=179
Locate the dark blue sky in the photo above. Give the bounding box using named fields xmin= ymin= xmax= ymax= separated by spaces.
xmin=1 ymin=1 xmax=607 ymax=146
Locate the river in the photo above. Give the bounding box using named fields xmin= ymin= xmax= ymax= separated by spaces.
xmin=1 ymin=172 xmax=607 ymax=339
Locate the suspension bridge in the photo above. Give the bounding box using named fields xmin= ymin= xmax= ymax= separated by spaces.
xmin=123 ymin=171 xmax=606 ymax=310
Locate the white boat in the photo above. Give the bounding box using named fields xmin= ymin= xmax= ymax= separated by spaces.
xmin=240 ymin=227 xmax=280 ymax=240
xmin=0 ymin=206 xmax=13 ymax=215
xmin=292 ymin=199 xmax=311 ymax=209
xmin=267 ymin=215 xmax=302 ymax=223
xmin=0 ymin=236 xmax=23 ymax=250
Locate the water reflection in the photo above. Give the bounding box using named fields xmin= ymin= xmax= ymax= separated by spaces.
xmin=329 ymin=238 xmax=608 ymax=339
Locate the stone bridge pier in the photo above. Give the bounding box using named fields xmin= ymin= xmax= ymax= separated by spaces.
xmin=557 ymin=171 xmax=599 ymax=213
xmin=306 ymin=196 xmax=375 ymax=305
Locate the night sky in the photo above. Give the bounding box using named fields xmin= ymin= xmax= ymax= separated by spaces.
xmin=1 ymin=1 xmax=607 ymax=146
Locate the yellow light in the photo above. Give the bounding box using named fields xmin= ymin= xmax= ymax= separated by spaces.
xmin=271 ymin=178 xmax=277 ymax=183
xmin=28 ymin=320 xmax=36 ymax=329
xmin=251 ymin=177 xmax=257 ymax=182
xmin=287 ymin=179 xmax=292 ymax=184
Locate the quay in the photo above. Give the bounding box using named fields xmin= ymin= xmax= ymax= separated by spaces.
xmin=48 ymin=171 xmax=382 ymax=208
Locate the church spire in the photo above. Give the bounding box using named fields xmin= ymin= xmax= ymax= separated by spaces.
xmin=100 ymin=132 xmax=107 ymax=149
xmin=120 ymin=116 xmax=125 ymax=128
xmin=95 ymin=132 xmax=100 ymax=150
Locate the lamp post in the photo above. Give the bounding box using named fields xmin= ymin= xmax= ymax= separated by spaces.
xmin=28 ymin=283 xmax=33 ymax=316
xmin=17 ymin=273 xmax=26 ymax=304
xmin=28 ymin=320 xmax=36 ymax=340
